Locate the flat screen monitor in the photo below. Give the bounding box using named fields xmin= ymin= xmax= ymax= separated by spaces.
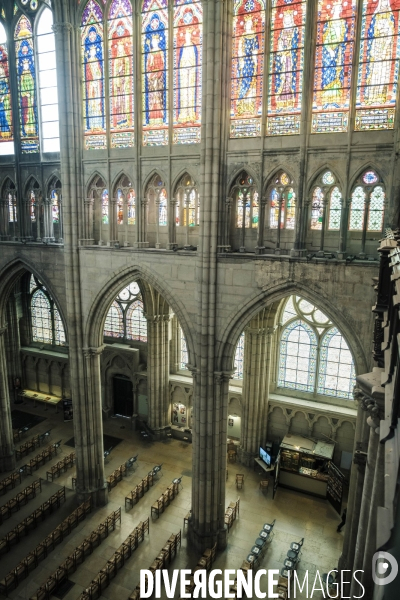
xmin=260 ymin=447 xmax=271 ymax=467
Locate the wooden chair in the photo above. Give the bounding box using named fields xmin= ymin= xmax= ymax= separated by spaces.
xmin=228 ymin=450 xmax=236 ymax=463
xmin=260 ymin=480 xmax=269 ymax=493
xmin=184 ymin=510 xmax=191 ymax=527
xmin=235 ymin=474 xmax=244 ymax=489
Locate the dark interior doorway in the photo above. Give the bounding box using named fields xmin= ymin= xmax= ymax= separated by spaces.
xmin=113 ymin=375 xmax=133 ymax=417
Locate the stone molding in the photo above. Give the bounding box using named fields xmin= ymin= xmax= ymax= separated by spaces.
xmin=83 ymin=345 xmax=105 ymax=358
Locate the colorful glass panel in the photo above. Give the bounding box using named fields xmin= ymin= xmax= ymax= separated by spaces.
xmin=102 ymin=188 xmax=109 ymax=224
xmin=367 ymin=185 xmax=385 ymax=230
xmin=108 ymin=0 xmax=134 ymax=148
xmin=267 ymin=0 xmax=307 ymax=136
xmin=318 ymin=328 xmax=355 ymax=398
xmin=363 ymin=169 xmax=378 ymax=184
xmin=142 ymin=0 xmax=169 ymax=146
xmin=37 ymin=9 xmax=60 ymax=152
xmin=104 ymin=300 xmax=124 ymax=336
xmin=312 ymin=0 xmax=356 ymax=133
xmin=183 ymin=189 xmax=198 ymax=226
xmin=51 ymin=190 xmax=59 ymax=223
xmin=355 ymin=0 xmax=400 ymax=130
xmin=328 ymin=186 xmax=342 ymax=229
xmin=270 ymin=188 xmax=280 ymax=228
xmin=173 ymin=0 xmax=202 ymax=144
xmin=322 ymin=171 xmax=335 ymax=185
xmin=126 ymin=300 xmax=147 ymax=341
xmin=311 ymin=187 xmax=324 ymax=230
xmin=14 ymin=15 xmax=39 ymax=153
xmin=349 ymin=186 xmax=366 ymax=230
xmin=232 ymin=331 xmax=245 ymax=379
xmin=8 ymin=192 xmax=17 ymax=222
xmin=127 ymin=188 xmax=136 ymax=224
xmin=81 ymin=0 xmax=106 ymax=149
xmin=285 ymin=188 xmax=296 ymax=229
xmin=117 ymin=188 xmax=124 ymax=225
xmin=159 ymin=188 xmax=167 ymax=225
xmin=30 ymin=190 xmax=36 ymax=221
xmin=278 ymin=319 xmax=317 ymax=392
xmin=31 ymin=290 xmax=52 ymax=343
xmin=180 ymin=326 xmax=188 ymax=369
xmin=230 ymin=0 xmax=265 ymax=138
xmin=0 ymin=22 xmax=14 ymax=155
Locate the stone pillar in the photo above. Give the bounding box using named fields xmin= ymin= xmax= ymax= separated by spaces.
xmin=169 ymin=315 xmax=180 ymax=374
xmin=217 ymin=197 xmax=232 ymax=252
xmin=0 ymin=325 xmax=15 ymax=472
xmin=109 ymin=197 xmax=118 ymax=245
xmin=239 ymin=310 xmax=272 ymax=466
xmin=74 ymin=347 xmax=108 ymax=505
xmin=82 ymin=197 xmax=95 ymax=244
xmin=42 ymin=197 xmax=53 ymax=241
xmin=338 ymin=198 xmax=350 ymax=259
xmin=255 ymin=196 xmax=267 ymax=255
xmin=0 ymin=199 xmax=9 ymax=240
xmin=146 ymin=299 xmax=170 ymax=437
xmin=136 ymin=198 xmax=149 ymax=248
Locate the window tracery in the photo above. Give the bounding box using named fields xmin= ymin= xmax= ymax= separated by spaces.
xmin=349 ymin=169 xmax=385 ymax=232
xmin=231 ymin=171 xmax=259 ymax=230
xmin=309 ymin=171 xmax=343 ymax=231
xmin=232 ymin=331 xmax=245 ymax=380
xmin=267 ymin=171 xmax=296 ymax=229
xmin=30 ymin=274 xmax=66 ymax=346
xmin=104 ymin=281 xmax=147 ymax=342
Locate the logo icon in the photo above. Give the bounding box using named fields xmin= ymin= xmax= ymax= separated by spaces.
xmin=372 ymin=551 xmax=398 ymax=586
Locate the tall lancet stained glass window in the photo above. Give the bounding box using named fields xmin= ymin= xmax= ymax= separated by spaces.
xmin=142 ymin=0 xmax=169 ymax=146
xmin=230 ymin=0 xmax=265 ymax=138
xmin=81 ymin=0 xmax=106 ymax=150
xmin=37 ymin=8 xmax=60 ymax=152
xmin=173 ymin=0 xmax=202 ymax=144
xmin=267 ymin=0 xmax=307 ymax=136
xmin=0 ymin=22 xmax=14 ymax=155
xmin=356 ymin=0 xmax=400 ymax=130
xmin=312 ymin=0 xmax=356 ymax=133
xmin=14 ymin=15 xmax=39 ymax=152
xmin=108 ymin=0 xmax=134 ymax=148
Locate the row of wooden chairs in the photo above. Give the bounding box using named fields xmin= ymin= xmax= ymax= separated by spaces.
xmin=106 ymin=463 xmax=127 ymax=491
xmin=0 ymin=479 xmax=42 ymax=524
xmin=0 ymin=497 xmax=92 ymax=596
xmin=28 ymin=507 xmax=122 ymax=600
xmin=76 ymin=518 xmax=150 ymax=600
xmin=25 ymin=443 xmax=60 ymax=475
xmin=128 ymin=531 xmax=181 ymax=600
xmin=225 ymin=496 xmax=240 ymax=532
xmin=0 ymin=487 xmax=65 ymax=555
xmin=46 ymin=452 xmax=75 ymax=481
xmin=181 ymin=541 xmax=217 ymax=597
xmin=0 ymin=471 xmax=22 ymax=496
xmin=151 ymin=481 xmax=180 ymax=518
xmin=15 ymin=435 xmax=41 ymax=460
xmin=229 ymin=561 xmax=253 ymax=598
xmin=125 ymin=472 xmax=154 ymax=509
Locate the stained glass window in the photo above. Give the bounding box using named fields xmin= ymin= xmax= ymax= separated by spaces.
xmin=349 ymin=186 xmax=366 ymax=230
xmin=322 ymin=171 xmax=335 ymax=185
xmin=15 ymin=15 xmax=39 ymax=153
xmin=173 ymin=0 xmax=202 ymax=144
xmin=51 ymin=190 xmax=59 ymax=223
xmin=268 ymin=172 xmax=296 ymax=228
xmin=279 ymin=319 xmax=317 ymax=392
xmin=37 ymin=8 xmax=60 ymax=152
xmin=278 ymin=295 xmax=355 ymax=399
xmin=269 ymin=188 xmax=280 ymax=228
xmin=267 ymin=0 xmax=307 ymax=136
xmin=230 ymin=0 xmax=265 ymax=138
xmin=104 ymin=282 xmax=148 ymax=342
xmin=363 ymin=170 xmax=378 ymax=184
xmin=8 ymin=192 xmax=17 ymax=222
xmin=318 ymin=328 xmax=355 ymax=398
xmin=81 ymin=0 xmax=106 ymax=150
xmin=102 ymin=189 xmax=109 ymax=224
xmin=180 ymin=325 xmax=188 ymax=369
xmin=367 ymin=185 xmax=385 ymax=230
xmin=184 ymin=189 xmax=198 ymax=225
xmin=108 ymin=0 xmax=134 ymax=148
xmin=116 ymin=189 xmax=124 ymax=225
xmin=159 ymin=188 xmax=168 ymax=225
xmin=312 ymin=0 xmax=356 ymax=133
xmin=0 ymin=22 xmax=14 ymax=155
xmin=355 ymin=0 xmax=400 ymax=130
xmin=328 ymin=186 xmax=342 ymax=229
xmin=30 ymin=189 xmax=36 ymax=221
xmin=30 ymin=276 xmax=66 ymax=346
xmin=311 ymin=187 xmax=324 ymax=230
xmin=232 ymin=331 xmax=245 ymax=380
xmin=127 ymin=188 xmax=136 ymax=224
xmin=142 ymin=0 xmax=169 ymax=146
xmin=233 ymin=172 xmax=258 ymax=229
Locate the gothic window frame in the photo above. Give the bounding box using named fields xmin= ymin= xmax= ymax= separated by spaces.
xmin=266 ymin=170 xmax=296 ymax=230
xmin=113 ymin=173 xmax=135 ymax=228
xmin=309 ymin=170 xmax=343 ymax=232
xmin=145 ymin=172 xmax=168 ymax=227
xmin=277 ymin=295 xmax=356 ymax=400
xmin=103 ymin=281 xmax=147 ymax=342
xmin=231 ymin=171 xmax=259 ymax=230
xmin=29 ymin=274 xmax=66 ymax=347
xmin=348 ymin=169 xmax=386 ymax=233
xmin=174 ymin=173 xmax=199 ymax=228
xmin=179 ymin=325 xmax=188 ymax=370
xmin=1 ymin=178 xmax=18 ymax=238
xmin=232 ymin=331 xmax=245 ymax=380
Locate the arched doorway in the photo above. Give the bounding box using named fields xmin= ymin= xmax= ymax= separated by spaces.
xmin=113 ymin=375 xmax=133 ymax=417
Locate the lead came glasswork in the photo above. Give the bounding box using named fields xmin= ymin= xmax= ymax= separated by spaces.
xmin=0 ymin=22 xmax=14 ymax=155
xmin=104 ymin=282 xmax=147 ymax=342
xmin=349 ymin=186 xmax=366 ymax=230
xmin=355 ymin=0 xmax=400 ymax=130
xmin=318 ymin=328 xmax=355 ymax=397
xmin=367 ymin=185 xmax=385 ymax=230
xmin=328 ymin=186 xmax=342 ymax=229
xmin=311 ymin=187 xmax=324 ymax=230
xmin=267 ymin=0 xmax=307 ymax=136
xmin=180 ymin=326 xmax=188 ymax=369
xmin=312 ymin=0 xmax=356 ymax=133
xmin=30 ymin=276 xmax=66 ymax=346
xmin=232 ymin=332 xmax=245 ymax=379
xmin=279 ymin=319 xmax=317 ymax=392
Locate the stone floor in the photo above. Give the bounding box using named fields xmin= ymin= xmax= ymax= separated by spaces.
xmin=1 ymin=402 xmax=344 ymax=599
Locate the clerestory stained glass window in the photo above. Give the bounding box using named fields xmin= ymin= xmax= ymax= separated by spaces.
xmin=278 ymin=295 xmax=355 ymax=399
xmin=102 ymin=189 xmax=109 ymax=224
xmin=328 ymin=186 xmax=342 ymax=229
xmin=159 ymin=188 xmax=168 ymax=225
xmin=30 ymin=275 xmax=66 ymax=346
xmin=311 ymin=187 xmax=324 ymax=230
xmin=0 ymin=22 xmax=14 ymax=155
xmin=268 ymin=172 xmax=296 ymax=229
xmin=127 ymin=188 xmax=136 ymax=224
xmin=349 ymin=186 xmax=366 ymax=230
xmin=104 ymin=301 xmax=123 ymax=336
xmin=37 ymin=8 xmax=60 ymax=152
xmin=126 ymin=300 xmax=147 ymax=341
xmin=180 ymin=326 xmax=188 ymax=369
xmin=232 ymin=331 xmax=245 ymax=380
xmin=355 ymin=0 xmax=400 ymax=131
xmin=367 ymin=185 xmax=385 ymax=230
xmin=104 ymin=281 xmax=148 ymax=342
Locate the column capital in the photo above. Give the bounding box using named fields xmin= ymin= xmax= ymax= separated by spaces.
xmin=214 ymin=370 xmax=235 ymax=385
xmin=52 ymin=22 xmax=73 ymax=34
xmin=145 ymin=313 xmax=170 ymax=323
xmin=82 ymin=345 xmax=105 ymax=358
xmin=187 ymin=364 xmax=198 ymax=380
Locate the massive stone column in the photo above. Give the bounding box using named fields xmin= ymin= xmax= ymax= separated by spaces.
xmin=146 ymin=292 xmax=170 ymax=437
xmin=239 ymin=310 xmax=273 ymax=466
xmin=0 ymin=325 xmax=15 ymax=472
